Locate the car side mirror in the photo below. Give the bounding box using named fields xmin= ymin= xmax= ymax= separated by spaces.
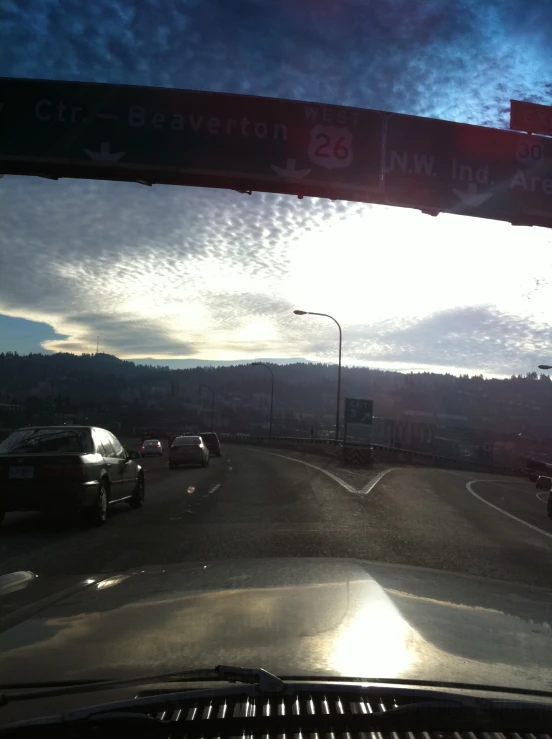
xmin=126 ymin=449 xmax=140 ymax=460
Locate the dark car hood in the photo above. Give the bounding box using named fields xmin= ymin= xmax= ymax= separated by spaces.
xmin=0 ymin=558 xmax=551 ymax=693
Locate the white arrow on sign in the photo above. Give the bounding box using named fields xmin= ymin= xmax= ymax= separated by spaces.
xmin=452 ymin=182 xmax=493 ymax=207
xmin=360 ymin=413 xmax=372 ymax=423
xmin=84 ymin=142 xmax=126 ymax=163
xmin=271 ymin=158 xmax=310 ymax=179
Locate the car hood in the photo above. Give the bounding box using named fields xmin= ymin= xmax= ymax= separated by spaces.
xmin=0 ymin=558 xmax=551 ymax=693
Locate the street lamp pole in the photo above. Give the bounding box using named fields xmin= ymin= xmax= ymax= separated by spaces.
xmin=199 ymin=384 xmax=215 ymax=430
xmin=251 ymin=362 xmax=274 ymax=438
xmin=294 ymin=310 xmax=342 ymax=443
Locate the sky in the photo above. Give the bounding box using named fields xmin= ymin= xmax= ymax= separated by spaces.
xmin=1 ymin=0 xmax=552 ymax=377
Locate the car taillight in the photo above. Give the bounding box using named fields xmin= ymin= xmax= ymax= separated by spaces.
xmin=41 ymin=462 xmax=86 ymax=480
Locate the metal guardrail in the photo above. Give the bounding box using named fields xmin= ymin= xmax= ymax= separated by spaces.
xmin=219 ymin=434 xmax=525 ymax=476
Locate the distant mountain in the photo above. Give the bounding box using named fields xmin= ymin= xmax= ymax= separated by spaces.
xmin=133 ymin=357 xmax=310 ymax=369
xmin=1 ymin=350 xmax=552 ymax=444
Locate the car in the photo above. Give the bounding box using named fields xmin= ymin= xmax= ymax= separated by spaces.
xmin=536 ymin=475 xmax=552 ymax=491
xmin=199 ymin=431 xmax=221 ymax=456
xmin=141 ymin=439 xmax=163 ymax=457
xmin=0 ymin=425 xmax=145 ymax=527
xmin=0 ymin=558 xmax=552 ymax=732
xmin=169 ymin=435 xmax=209 ymax=468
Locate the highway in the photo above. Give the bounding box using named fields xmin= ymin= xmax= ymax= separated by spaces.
xmin=1 ymin=445 xmax=552 ymax=589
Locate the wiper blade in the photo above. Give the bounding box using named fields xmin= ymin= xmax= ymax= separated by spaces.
xmin=0 ymin=665 xmax=283 ymax=706
xmin=216 ymin=664 xmax=284 ymax=692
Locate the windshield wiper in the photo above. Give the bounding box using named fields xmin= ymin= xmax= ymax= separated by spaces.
xmin=0 ymin=665 xmax=284 ymax=706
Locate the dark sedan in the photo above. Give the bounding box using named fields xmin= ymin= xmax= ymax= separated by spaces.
xmin=0 ymin=426 xmax=145 ymax=526
xmin=169 ymin=435 xmax=209 ymax=468
xmin=199 ymin=431 xmax=221 ymax=456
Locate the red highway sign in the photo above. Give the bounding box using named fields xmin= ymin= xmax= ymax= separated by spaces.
xmin=510 ymin=99 xmax=552 ymax=137
xmin=1 ymin=78 xmax=552 ymax=228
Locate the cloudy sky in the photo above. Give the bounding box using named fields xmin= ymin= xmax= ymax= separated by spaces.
xmin=1 ymin=0 xmax=552 ymax=377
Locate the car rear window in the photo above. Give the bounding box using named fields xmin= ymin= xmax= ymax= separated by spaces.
xmin=144 ymin=439 xmax=159 ymax=444
xmin=199 ymin=433 xmax=217 ymax=441
xmin=173 ymin=436 xmax=201 ymax=445
xmin=0 ymin=428 xmax=93 ymax=454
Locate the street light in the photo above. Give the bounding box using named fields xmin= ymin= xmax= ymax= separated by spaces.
xmin=251 ymin=362 xmax=274 ymax=438
xmin=199 ymin=384 xmax=215 ymax=431
xmin=293 ymin=309 xmax=342 ymax=443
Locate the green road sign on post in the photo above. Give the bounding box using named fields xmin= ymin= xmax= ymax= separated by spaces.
xmin=344 ymin=398 xmax=373 ymax=425
xmin=343 ymin=397 xmax=373 ymax=450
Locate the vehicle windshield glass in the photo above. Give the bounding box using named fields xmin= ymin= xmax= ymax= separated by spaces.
xmin=1 ymin=0 xmax=552 ymax=699
xmin=0 ymin=429 xmax=91 ymax=454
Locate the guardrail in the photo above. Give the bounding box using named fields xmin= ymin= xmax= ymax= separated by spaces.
xmin=219 ymin=434 xmax=525 ymax=476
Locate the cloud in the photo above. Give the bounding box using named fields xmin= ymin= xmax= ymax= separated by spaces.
xmin=344 ymin=306 xmax=552 ymax=375
xmin=1 ymin=0 xmax=552 ymax=376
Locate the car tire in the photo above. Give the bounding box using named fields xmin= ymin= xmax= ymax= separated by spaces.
xmin=547 ymin=496 xmax=552 ymax=517
xmin=86 ymin=481 xmax=108 ymax=527
xmin=129 ymin=474 xmax=145 ymax=509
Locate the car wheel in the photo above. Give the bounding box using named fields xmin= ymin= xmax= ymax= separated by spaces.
xmin=547 ymin=497 xmax=552 ymax=517
xmin=129 ymin=474 xmax=145 ymax=509
xmin=86 ymin=481 xmax=108 ymax=527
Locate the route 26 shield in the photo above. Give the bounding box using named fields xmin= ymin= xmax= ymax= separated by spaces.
xmin=308 ymin=125 xmax=353 ymax=170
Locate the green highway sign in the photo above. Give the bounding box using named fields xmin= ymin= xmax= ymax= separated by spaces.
xmin=0 ymin=77 xmax=383 ymax=199
xmin=344 ymin=398 xmax=373 ymax=425
xmin=2 ymin=77 xmax=552 ymax=227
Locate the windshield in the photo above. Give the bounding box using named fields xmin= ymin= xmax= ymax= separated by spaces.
xmin=1 ymin=0 xmax=552 ymax=698
xmin=173 ymin=437 xmax=201 ymax=445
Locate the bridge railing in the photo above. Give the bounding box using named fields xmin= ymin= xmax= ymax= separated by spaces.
xmin=219 ymin=434 xmax=525 ymax=477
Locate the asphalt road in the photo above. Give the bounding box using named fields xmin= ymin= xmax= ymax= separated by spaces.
xmin=1 ymin=446 xmax=552 ymax=589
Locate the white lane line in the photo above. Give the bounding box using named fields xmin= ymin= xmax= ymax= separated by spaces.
xmin=360 ymin=468 xmax=395 ymax=496
xmin=247 ymin=448 xmax=394 ymax=495
xmin=466 ymin=480 xmax=552 ymax=541
xmin=207 ymin=484 xmax=221 ymax=495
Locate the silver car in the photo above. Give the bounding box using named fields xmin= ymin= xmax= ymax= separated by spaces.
xmin=141 ymin=439 xmax=163 ymax=457
xmin=169 ymin=436 xmax=209 ymax=468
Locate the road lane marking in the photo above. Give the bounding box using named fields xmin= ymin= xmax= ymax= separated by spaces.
xmin=359 ymin=468 xmax=395 ymax=495
xmin=207 ymin=484 xmax=221 ymax=495
xmin=248 ymin=449 xmax=394 ymax=494
xmin=466 ymin=480 xmax=552 ymax=541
